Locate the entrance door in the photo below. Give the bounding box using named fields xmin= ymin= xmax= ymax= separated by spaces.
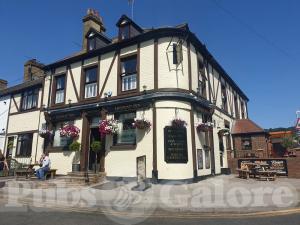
xmin=89 ymin=128 xmax=101 ymax=171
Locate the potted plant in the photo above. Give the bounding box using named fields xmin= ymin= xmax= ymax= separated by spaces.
xmin=171 ymin=118 xmax=187 ymax=128
xmin=69 ymin=141 xmax=81 ymax=172
xmin=132 ymin=118 xmax=151 ymax=130
xmin=99 ymin=119 xmax=119 ymax=137
xmin=90 ymin=141 xmax=102 ymax=173
xmin=60 ymin=124 xmax=80 ymax=138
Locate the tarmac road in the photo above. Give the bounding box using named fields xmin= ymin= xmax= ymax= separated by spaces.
xmin=0 ymin=206 xmax=300 ymax=225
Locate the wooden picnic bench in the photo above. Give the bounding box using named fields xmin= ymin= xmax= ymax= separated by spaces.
xmin=256 ymin=170 xmax=277 ymax=181
xmin=236 ymin=168 xmax=250 ymax=179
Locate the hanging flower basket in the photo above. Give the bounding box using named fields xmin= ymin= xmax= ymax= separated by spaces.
xmin=59 ymin=124 xmax=80 ymax=138
xmin=132 ymin=118 xmax=151 ymax=130
xmin=218 ymin=128 xmax=230 ymax=136
xmin=99 ymin=119 xmax=119 ymax=137
xmin=196 ymin=123 xmax=213 ymax=133
xmin=39 ymin=129 xmax=53 ymax=139
xmin=171 ymin=118 xmax=187 ymax=128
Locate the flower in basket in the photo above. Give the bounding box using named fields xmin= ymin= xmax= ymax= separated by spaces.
xmin=171 ymin=118 xmax=187 ymax=128
xmin=132 ymin=118 xmax=151 ymax=130
xmin=59 ymin=124 xmax=80 ymax=138
xmin=39 ymin=129 xmax=53 ymax=139
xmin=99 ymin=119 xmax=119 ymax=137
xmin=196 ymin=122 xmax=213 ymax=132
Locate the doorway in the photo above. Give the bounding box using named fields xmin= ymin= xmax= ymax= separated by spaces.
xmin=88 ymin=128 xmax=101 ymax=171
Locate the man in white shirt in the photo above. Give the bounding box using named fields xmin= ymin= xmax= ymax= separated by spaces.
xmin=36 ymin=152 xmax=51 ymax=180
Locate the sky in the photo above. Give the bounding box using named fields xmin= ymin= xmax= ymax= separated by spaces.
xmin=0 ymin=0 xmax=299 ymax=129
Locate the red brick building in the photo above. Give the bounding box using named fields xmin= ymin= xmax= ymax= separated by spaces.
xmin=231 ymin=119 xmax=269 ymax=158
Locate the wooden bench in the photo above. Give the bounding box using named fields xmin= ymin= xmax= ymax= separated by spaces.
xmin=45 ymin=169 xmax=57 ymax=179
xmin=256 ymin=170 xmax=277 ymax=181
xmin=236 ymin=168 xmax=250 ymax=179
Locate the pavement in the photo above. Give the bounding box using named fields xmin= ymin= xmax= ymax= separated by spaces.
xmin=0 ymin=175 xmax=299 ymax=216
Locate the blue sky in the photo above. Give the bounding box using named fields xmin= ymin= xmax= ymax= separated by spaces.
xmin=0 ymin=0 xmax=299 ymax=129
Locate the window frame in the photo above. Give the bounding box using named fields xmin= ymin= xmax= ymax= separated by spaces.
xmin=52 ymin=121 xmax=74 ymax=150
xmin=21 ymin=87 xmax=39 ymax=111
xmin=241 ymin=136 xmax=252 ymax=150
xmin=15 ymin=133 xmax=33 ymax=157
xmin=54 ymin=74 xmax=66 ymax=105
xmin=113 ymin=111 xmax=137 ymax=146
xmin=221 ymin=83 xmax=228 ymax=112
xmin=81 ymin=65 xmax=99 ymax=100
xmin=119 ymin=24 xmax=131 ymax=41
xmin=118 ymin=53 xmax=139 ymax=95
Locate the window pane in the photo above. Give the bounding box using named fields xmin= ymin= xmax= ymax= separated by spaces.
xmin=85 ymin=68 xmax=97 ymax=83
xmin=122 ymin=74 xmax=136 ymax=91
xmin=53 ymin=123 xmax=72 ymax=148
xmin=56 ymin=76 xmax=65 ymax=89
xmin=85 ymin=83 xmax=97 ymax=98
xmin=22 ymin=89 xmax=38 ymax=110
xmin=55 ymin=90 xmax=64 ymax=103
xmin=120 ymin=26 xmax=130 ymax=40
xmin=121 ymin=58 xmax=137 ymax=74
xmin=115 ymin=112 xmax=136 ymax=145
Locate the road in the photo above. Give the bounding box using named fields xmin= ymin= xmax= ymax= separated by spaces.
xmin=0 ymin=207 xmax=299 ymax=225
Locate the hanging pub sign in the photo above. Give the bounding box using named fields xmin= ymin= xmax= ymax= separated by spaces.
xmin=238 ymin=159 xmax=288 ymax=176
xmin=164 ymin=126 xmax=188 ymax=163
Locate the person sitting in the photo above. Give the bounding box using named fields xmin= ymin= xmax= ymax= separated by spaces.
xmin=36 ymin=152 xmax=51 ymax=180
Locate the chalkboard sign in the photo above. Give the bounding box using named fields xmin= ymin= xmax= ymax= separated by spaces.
xmin=164 ymin=126 xmax=188 ymax=163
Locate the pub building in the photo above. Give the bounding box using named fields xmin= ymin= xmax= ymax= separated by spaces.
xmin=4 ymin=9 xmax=249 ymax=182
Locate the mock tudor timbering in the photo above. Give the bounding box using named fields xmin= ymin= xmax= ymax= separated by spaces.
xmin=1 ymin=10 xmax=250 ymax=181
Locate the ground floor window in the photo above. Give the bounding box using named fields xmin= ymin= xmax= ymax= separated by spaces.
xmin=16 ymin=133 xmax=33 ymax=157
xmin=205 ymin=149 xmax=211 ymax=169
xmin=114 ymin=112 xmax=136 ymax=145
xmin=53 ymin=121 xmax=73 ymax=149
xmin=197 ymin=149 xmax=203 ymax=169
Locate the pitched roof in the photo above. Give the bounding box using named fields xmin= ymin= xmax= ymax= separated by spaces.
xmin=232 ymin=119 xmax=265 ymax=135
xmin=0 ymin=78 xmax=43 ymax=97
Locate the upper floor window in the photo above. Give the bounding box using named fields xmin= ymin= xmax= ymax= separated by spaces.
xmin=198 ymin=61 xmax=207 ymax=99
xmin=114 ymin=112 xmax=136 ymax=145
xmin=16 ymin=133 xmax=33 ymax=157
xmin=88 ymin=37 xmax=97 ymax=51
xmin=21 ymin=88 xmax=38 ymax=111
xmin=221 ymin=83 xmax=228 ymax=112
xmin=54 ymin=75 xmax=65 ymax=104
xmin=241 ymin=101 xmax=245 ymax=119
xmin=241 ymin=136 xmax=252 ymax=150
xmin=120 ymin=56 xmax=137 ymax=92
xmin=84 ymin=67 xmax=98 ymax=98
xmin=119 ymin=25 xmax=130 ymax=40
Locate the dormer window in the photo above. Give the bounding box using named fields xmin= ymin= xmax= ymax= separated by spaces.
xmin=116 ymin=15 xmax=144 ymax=41
xmin=119 ymin=25 xmax=130 ymax=40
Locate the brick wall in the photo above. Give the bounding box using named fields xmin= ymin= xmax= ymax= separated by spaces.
xmin=232 ymin=133 xmax=268 ymax=158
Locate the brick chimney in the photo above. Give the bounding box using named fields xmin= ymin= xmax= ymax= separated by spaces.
xmin=82 ymin=8 xmax=106 ymax=51
xmin=0 ymin=79 xmax=8 ymax=90
xmin=24 ymin=59 xmax=45 ymax=82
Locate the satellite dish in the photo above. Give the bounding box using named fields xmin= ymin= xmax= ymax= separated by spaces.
xmin=107 ymin=91 xmax=112 ymax=97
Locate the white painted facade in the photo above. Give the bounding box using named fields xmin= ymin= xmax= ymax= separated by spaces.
xmin=2 ymin=13 xmax=249 ymax=181
xmin=0 ymin=95 xmax=10 ymax=152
